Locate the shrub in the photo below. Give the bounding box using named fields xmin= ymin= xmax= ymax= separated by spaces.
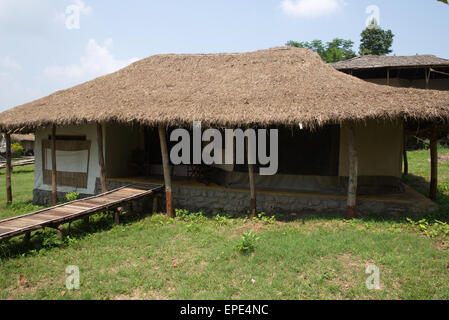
xmin=236 ymin=230 xmax=259 ymax=253
xmin=175 ymin=208 xmax=204 ymax=221
xmin=65 ymin=192 xmax=80 ymax=202
xmin=11 ymin=143 xmax=24 ymax=157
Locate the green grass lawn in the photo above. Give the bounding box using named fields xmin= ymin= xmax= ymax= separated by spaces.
xmin=0 ymin=149 xmax=448 ymax=300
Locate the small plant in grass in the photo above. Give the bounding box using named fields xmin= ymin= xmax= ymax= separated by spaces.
xmin=256 ymin=212 xmax=276 ymax=224
xmin=214 ymin=213 xmax=228 ymax=225
xmin=42 ymin=232 xmax=63 ymax=248
xmin=406 ymin=217 xmax=449 ymax=238
xmin=65 ymin=192 xmax=80 ymax=202
xmin=236 ymin=230 xmax=259 ymax=253
xmin=175 ymin=208 xmax=205 ymax=222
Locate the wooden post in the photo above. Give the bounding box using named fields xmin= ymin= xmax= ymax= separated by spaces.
xmin=248 ymin=163 xmax=256 ymax=218
xmin=403 ymin=132 xmax=408 ymax=175
xmin=51 ymin=125 xmax=57 ymax=206
xmin=24 ymin=232 xmax=31 ymax=245
xmin=425 ymin=68 xmax=431 ymax=90
xmin=429 ymin=134 xmax=438 ymax=200
xmin=386 ymin=68 xmax=390 ymax=86
xmin=5 ymin=133 xmax=12 ymax=204
xmin=158 ymin=125 xmax=173 ymax=218
xmin=114 ymin=207 xmax=122 ymax=225
xmin=346 ymin=124 xmax=358 ymax=219
xmin=152 ymin=195 xmax=159 ymax=213
xmin=97 ymin=123 xmax=108 ymax=193
xmin=56 ymin=225 xmax=64 ymax=241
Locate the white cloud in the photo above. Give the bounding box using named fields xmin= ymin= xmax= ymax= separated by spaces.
xmin=43 ymin=39 xmax=139 ymax=80
xmin=281 ymin=0 xmax=344 ymax=18
xmin=0 ymin=56 xmax=22 ymax=71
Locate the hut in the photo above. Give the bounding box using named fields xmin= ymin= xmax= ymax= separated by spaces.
xmin=11 ymin=134 xmax=35 ymax=155
xmin=331 ymin=54 xmax=449 ymax=89
xmin=332 ymin=54 xmax=449 ymax=189
xmin=1 ymin=47 xmax=449 ymax=217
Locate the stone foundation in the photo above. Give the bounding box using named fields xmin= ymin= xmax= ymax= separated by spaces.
xmin=33 ymin=178 xmax=437 ymax=217
xmin=33 ymin=189 xmax=92 ymax=206
xmin=100 ymin=179 xmax=436 ymax=216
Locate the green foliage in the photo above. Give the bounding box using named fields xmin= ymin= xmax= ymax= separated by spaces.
xmin=359 ymin=19 xmax=394 ymax=56
xmin=41 ymin=232 xmax=63 ymax=248
xmin=255 ymin=211 xmax=276 ymax=224
xmin=236 ymin=230 xmax=259 ymax=253
xmin=438 ymin=0 xmax=448 ymax=4
xmin=65 ymin=192 xmax=80 ymax=202
xmin=406 ymin=218 xmax=449 ymax=238
xmin=175 ymin=208 xmax=205 ymax=222
xmin=286 ymin=38 xmax=356 ymax=63
xmin=11 ymin=143 xmax=24 ymax=158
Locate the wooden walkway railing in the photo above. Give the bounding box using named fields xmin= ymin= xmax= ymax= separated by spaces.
xmin=0 ymin=183 xmax=163 ymax=242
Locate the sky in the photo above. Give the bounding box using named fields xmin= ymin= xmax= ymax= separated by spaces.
xmin=0 ymin=0 xmax=448 ymax=112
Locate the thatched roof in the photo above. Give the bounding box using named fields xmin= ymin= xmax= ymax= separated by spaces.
xmin=332 ymin=54 xmax=449 ymax=71
xmin=11 ymin=134 xmax=34 ymax=142
xmin=1 ymin=47 xmax=449 ymax=132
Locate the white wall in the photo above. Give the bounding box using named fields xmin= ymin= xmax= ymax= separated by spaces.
xmin=339 ymin=119 xmax=403 ymax=177
xmin=34 ymin=124 xmax=101 ymax=195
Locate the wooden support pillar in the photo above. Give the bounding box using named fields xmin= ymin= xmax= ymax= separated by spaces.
xmin=24 ymin=232 xmax=31 ymax=245
xmin=246 ymin=136 xmax=257 ymax=218
xmin=425 ymin=68 xmax=431 ymax=90
xmin=429 ymin=134 xmax=438 ymax=200
xmin=158 ymin=125 xmax=173 ymax=218
xmin=403 ymin=132 xmax=408 ymax=175
xmin=346 ymin=124 xmax=358 ymax=219
xmin=5 ymin=133 xmax=12 ymax=204
xmin=56 ymin=225 xmax=64 ymax=241
xmin=51 ymin=125 xmax=57 ymax=206
xmin=248 ymin=163 xmax=256 ymax=218
xmin=97 ymin=123 xmax=108 ymax=193
xmin=152 ymin=195 xmax=159 ymax=214
xmin=114 ymin=207 xmax=122 ymax=225
xmin=386 ymin=68 xmax=390 ymax=86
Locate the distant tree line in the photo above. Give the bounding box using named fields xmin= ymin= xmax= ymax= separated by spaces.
xmin=287 ymin=1 xmax=448 ymax=62
xmin=286 ymin=19 xmax=394 ymax=63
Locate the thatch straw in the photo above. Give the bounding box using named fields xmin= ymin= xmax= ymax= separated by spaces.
xmin=1 ymin=46 xmax=449 ymax=132
xmin=332 ymin=54 xmax=449 ymax=71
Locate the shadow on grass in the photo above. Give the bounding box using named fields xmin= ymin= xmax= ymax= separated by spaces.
xmin=0 ymin=209 xmax=152 ymax=262
xmin=1 ymin=177 xmax=448 ymax=261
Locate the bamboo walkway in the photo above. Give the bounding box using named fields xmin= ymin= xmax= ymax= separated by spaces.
xmin=0 ymin=158 xmax=34 ymax=169
xmin=0 ymin=183 xmax=163 ymax=241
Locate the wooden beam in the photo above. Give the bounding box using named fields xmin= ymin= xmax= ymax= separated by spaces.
xmin=248 ymin=163 xmax=256 ymax=218
xmin=425 ymin=68 xmax=431 ymax=89
xmin=51 ymin=125 xmax=57 ymax=206
xmin=247 ymin=136 xmax=256 ymax=218
xmin=403 ymin=131 xmax=408 ymax=175
xmin=158 ymin=125 xmax=173 ymax=218
xmin=5 ymin=133 xmax=12 ymax=204
xmin=97 ymin=123 xmax=108 ymax=193
xmin=429 ymin=134 xmax=438 ymax=200
xmin=386 ymin=68 xmax=390 ymax=86
xmin=346 ymin=124 xmax=358 ymax=219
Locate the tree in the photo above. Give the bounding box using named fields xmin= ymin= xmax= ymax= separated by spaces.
xmin=359 ymin=19 xmax=394 ymax=56
xmin=286 ymin=38 xmax=356 ymax=63
xmin=438 ymin=0 xmax=448 ymax=4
